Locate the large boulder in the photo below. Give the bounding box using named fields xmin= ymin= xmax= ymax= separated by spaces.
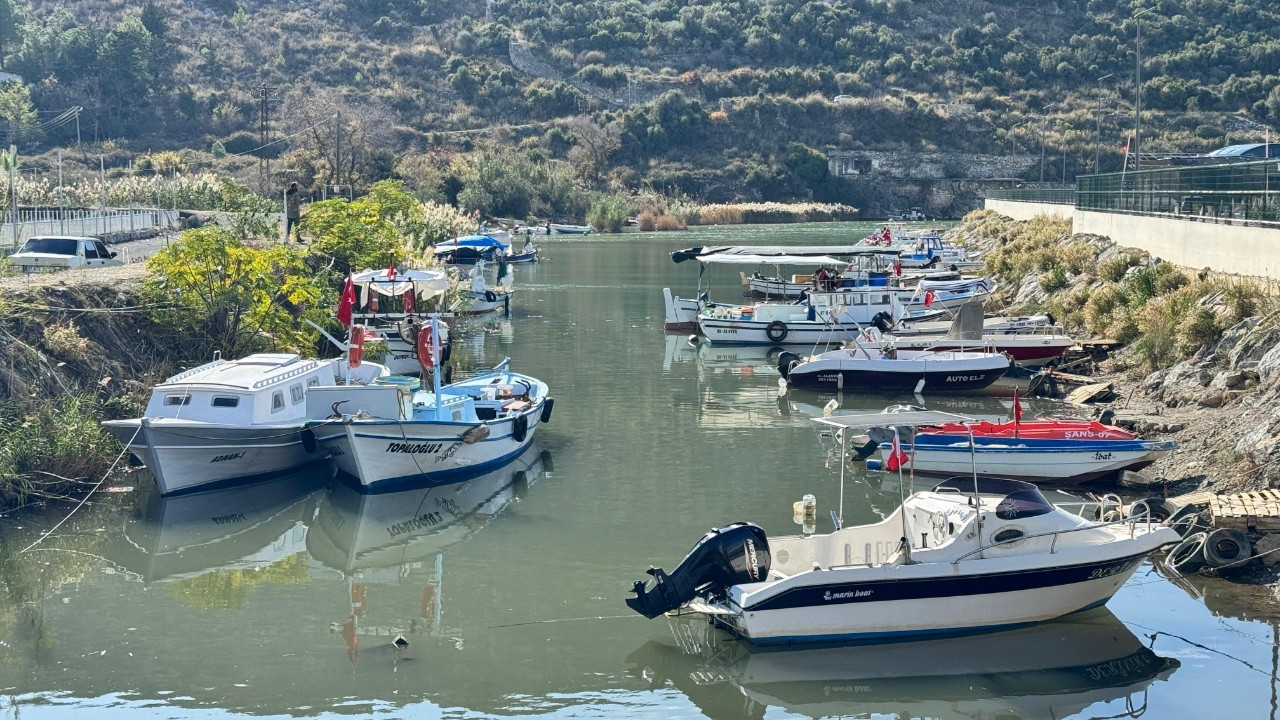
xmin=1160 ymin=353 xmax=1214 ymax=405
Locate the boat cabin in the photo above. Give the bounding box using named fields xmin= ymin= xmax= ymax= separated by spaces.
xmin=146 ymin=354 xmax=339 ymax=426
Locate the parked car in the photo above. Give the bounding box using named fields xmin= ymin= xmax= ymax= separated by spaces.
xmin=9 ymin=236 xmax=122 ymax=273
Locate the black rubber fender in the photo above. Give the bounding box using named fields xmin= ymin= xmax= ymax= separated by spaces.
xmin=1204 ymin=528 xmax=1252 ymax=571
xmin=485 ymin=289 xmax=498 ymax=303
xmin=1167 ymin=531 xmax=1208 ymax=574
xmin=443 ymin=364 xmax=454 ymax=385
xmin=512 ymin=413 xmax=529 ymax=443
xmin=765 ymin=320 xmax=789 ymax=343
xmin=1169 ymin=510 xmax=1210 ymax=538
xmin=540 ymin=397 xmax=555 ymax=424
xmin=300 ymin=428 xmax=317 ymax=454
xmin=1131 ymin=497 xmax=1176 ymax=522
xmin=777 ymin=351 xmax=801 ymax=380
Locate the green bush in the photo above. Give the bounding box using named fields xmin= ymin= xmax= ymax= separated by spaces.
xmin=586 ymin=194 xmax=629 ymax=233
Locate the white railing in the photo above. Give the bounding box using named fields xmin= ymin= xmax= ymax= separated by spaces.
xmin=0 ymin=208 xmax=179 ymax=249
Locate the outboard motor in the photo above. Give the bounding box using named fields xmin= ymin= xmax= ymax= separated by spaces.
xmin=871 ymin=311 xmax=894 ymax=334
xmin=777 ymin=352 xmax=801 ymax=381
xmin=626 ymin=523 xmax=770 ymax=619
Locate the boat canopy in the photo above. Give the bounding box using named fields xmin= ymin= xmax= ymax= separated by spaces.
xmin=698 ymin=253 xmax=847 ymax=266
xmin=434 ymin=234 xmax=509 ymax=253
xmin=351 ymin=268 xmax=450 ymax=299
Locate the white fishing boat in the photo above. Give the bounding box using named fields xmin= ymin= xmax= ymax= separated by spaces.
xmin=461 ymin=261 xmax=513 ymax=314
xmin=777 ymin=343 xmax=1010 ymax=392
xmin=305 ymin=319 xmax=552 ymax=491
xmin=626 ymin=411 xmax=1180 ymax=645
xmin=872 ymin=301 xmax=1075 ymax=367
xmin=103 ymin=353 xmax=388 ymax=496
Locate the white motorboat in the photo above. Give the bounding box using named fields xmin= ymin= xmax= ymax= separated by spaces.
xmin=103 ymin=353 xmax=388 ymax=496
xmin=778 ymin=343 xmax=1010 ymax=393
xmin=461 ymin=261 xmax=513 ymax=314
xmin=872 ymin=300 xmax=1075 ymax=367
xmin=626 ymin=411 xmax=1180 ymax=645
xmin=869 ymin=417 xmax=1178 ymax=484
xmin=549 ymin=223 xmax=593 ymax=234
xmin=306 ymin=320 xmax=552 ymax=491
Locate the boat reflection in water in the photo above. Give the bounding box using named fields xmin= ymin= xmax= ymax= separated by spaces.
xmin=629 ymin=609 xmax=1178 ymax=720
xmin=307 ymin=445 xmax=552 ymax=656
xmin=105 ymin=462 xmax=333 ymax=583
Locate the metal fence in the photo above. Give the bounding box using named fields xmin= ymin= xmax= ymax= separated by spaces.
xmin=984 ymin=158 xmax=1280 ymax=229
xmin=0 ymin=208 xmax=178 ymax=249
xmin=1078 ymin=158 xmax=1280 ymax=227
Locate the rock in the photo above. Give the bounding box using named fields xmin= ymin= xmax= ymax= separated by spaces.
xmin=1160 ymin=355 xmax=1214 ymax=405
xmin=1119 ymin=470 xmax=1166 ymax=489
xmin=1197 ymin=389 xmax=1225 ymax=408
xmin=1211 ymin=369 xmax=1247 ymax=390
xmin=1213 ymin=317 xmax=1261 ymax=360
xmin=1013 ymin=272 xmax=1046 ymax=305
xmin=1256 ymin=534 xmax=1280 ymax=567
xmin=1259 ymin=342 xmax=1280 ymax=383
xmin=1142 ymin=370 xmax=1168 ymax=393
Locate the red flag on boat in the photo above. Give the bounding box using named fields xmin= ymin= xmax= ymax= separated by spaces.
xmin=894 ymin=259 xmax=903 ymax=276
xmin=336 ymin=274 xmax=355 ymax=327
xmin=885 ymin=429 xmax=909 ymax=472
xmin=883 ymin=225 xmax=892 ymax=244
xmin=923 ymin=289 xmax=936 ymax=307
xmin=1013 ymin=388 xmax=1023 ymax=437
xmin=385 ymin=261 xmax=396 ymax=278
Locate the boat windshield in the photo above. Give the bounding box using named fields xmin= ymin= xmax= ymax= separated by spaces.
xmin=932 ymin=476 xmax=1054 ymax=520
xmin=20 ymin=237 xmax=79 ymax=255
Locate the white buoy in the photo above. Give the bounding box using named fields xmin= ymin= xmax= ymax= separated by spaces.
xmin=914 ymin=378 xmax=926 ymax=395
xmin=822 ymin=398 xmax=839 ymax=416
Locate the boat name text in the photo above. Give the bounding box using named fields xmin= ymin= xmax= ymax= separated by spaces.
xmin=211 ymin=513 xmax=245 ymax=525
xmin=210 ymin=452 xmax=245 ymax=464
xmin=387 ymin=511 xmax=444 ymax=538
xmin=823 ymin=589 xmax=873 ymax=601
xmin=386 ymin=442 xmax=445 ymax=455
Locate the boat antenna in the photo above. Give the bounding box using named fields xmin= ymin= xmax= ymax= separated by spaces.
xmin=968 ymin=423 xmax=983 ymax=558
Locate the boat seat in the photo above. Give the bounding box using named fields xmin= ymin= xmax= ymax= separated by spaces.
xmin=502 ymin=399 xmax=530 ymax=412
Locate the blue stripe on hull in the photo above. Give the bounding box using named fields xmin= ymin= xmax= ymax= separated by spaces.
xmin=342 ymin=438 xmax=537 ymax=494
xmin=727 ymin=596 xmax=1122 ymax=646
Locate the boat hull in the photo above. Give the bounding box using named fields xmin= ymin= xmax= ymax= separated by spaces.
xmin=311 ymin=402 xmax=544 ymax=491
xmin=783 ymin=352 xmax=1009 ymax=392
xmin=720 ymin=549 xmax=1159 ymax=645
xmin=102 ymin=419 xmax=322 ymax=495
xmin=879 ymin=439 xmax=1176 ymax=484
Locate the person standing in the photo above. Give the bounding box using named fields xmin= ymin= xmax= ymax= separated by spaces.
xmin=285 ymin=182 xmax=302 ymax=243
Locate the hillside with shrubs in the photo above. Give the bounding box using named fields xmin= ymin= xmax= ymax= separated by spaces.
xmin=1 ymin=0 xmax=1278 ymax=211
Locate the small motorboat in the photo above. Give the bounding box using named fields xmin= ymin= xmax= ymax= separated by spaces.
xmin=549 ymin=223 xmax=593 ymax=234
xmin=626 ymin=412 xmax=1180 ymax=644
xmin=878 ymin=301 xmax=1075 ymax=367
xmin=870 ymin=417 xmax=1178 ymax=484
xmin=778 ymin=343 xmax=1009 ymax=393
xmin=103 ymin=353 xmax=388 ymax=496
xmin=305 ymin=318 xmax=552 ymax=491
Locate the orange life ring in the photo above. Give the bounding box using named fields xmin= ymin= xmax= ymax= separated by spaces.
xmin=417 ymin=325 xmax=435 ymax=370
xmin=349 ymin=325 xmax=365 ymax=368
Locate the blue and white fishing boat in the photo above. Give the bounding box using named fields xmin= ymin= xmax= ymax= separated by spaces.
xmin=625 ymin=410 xmax=1180 ymax=645
xmin=305 ymin=318 xmax=552 ymax=491
xmin=549 ymin=222 xmax=593 ymax=235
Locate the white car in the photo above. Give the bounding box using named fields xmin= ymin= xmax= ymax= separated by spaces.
xmin=9 ymin=236 xmax=122 ymax=273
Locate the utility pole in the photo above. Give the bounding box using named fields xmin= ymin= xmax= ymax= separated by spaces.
xmin=257 ymin=82 xmax=277 ymax=194
xmin=1095 ymin=73 xmax=1113 ymax=173
xmin=333 ymin=110 xmax=342 ymax=194
xmin=1133 ymin=8 xmax=1154 ymax=171
xmin=1039 ymin=117 xmax=1047 ymax=183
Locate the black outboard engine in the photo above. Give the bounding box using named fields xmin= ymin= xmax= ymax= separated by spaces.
xmin=871 ymin=311 xmax=894 ymax=334
xmin=626 ymin=523 xmax=770 ymax=619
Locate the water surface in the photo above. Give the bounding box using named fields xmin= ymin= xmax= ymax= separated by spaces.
xmin=2 ymin=222 xmax=1279 ymax=719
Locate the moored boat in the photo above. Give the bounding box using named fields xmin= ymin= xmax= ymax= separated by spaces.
xmin=626 ymin=411 xmax=1180 ymax=644
xmin=549 ymin=223 xmax=593 ymax=234
xmin=778 ymin=343 xmax=1010 ymax=393
xmin=103 ymin=353 xmax=388 ymax=496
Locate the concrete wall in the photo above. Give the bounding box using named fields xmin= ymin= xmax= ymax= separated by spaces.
xmin=984 ymin=199 xmax=1074 ymax=222
xmin=983 ymin=198 xmax=1280 ymax=279
xmin=1075 ymin=210 xmax=1280 ymax=279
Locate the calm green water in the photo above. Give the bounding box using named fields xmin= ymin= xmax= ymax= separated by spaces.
xmin=3 ymin=222 xmax=1280 ymax=719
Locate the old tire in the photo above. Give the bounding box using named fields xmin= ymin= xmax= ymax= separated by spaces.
xmin=1170 ymin=510 xmax=1210 ymax=538
xmin=1167 ymin=531 xmax=1208 ymax=574
xmin=512 ymin=413 xmax=529 ymax=443
xmin=1130 ymin=498 xmax=1176 ymax=523
xmin=485 ymin=290 xmax=498 ymax=303
xmin=1204 ymin=528 xmax=1252 ymax=571
xmin=765 ymin=321 xmax=788 ymax=343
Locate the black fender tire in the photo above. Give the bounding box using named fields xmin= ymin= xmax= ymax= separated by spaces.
xmin=485 ymin=290 xmax=498 ymax=303
xmin=300 ymin=429 xmax=317 ymax=453
xmin=540 ymin=397 xmax=555 ymax=424
xmin=1167 ymin=531 xmax=1208 ymax=574
xmin=1204 ymin=528 xmax=1252 ymax=571
xmin=1131 ymin=497 xmax=1176 ymax=522
xmin=777 ymin=351 xmax=800 ymax=380
xmin=443 ymin=365 xmax=454 ymax=385
xmin=765 ymin=321 xmax=788 ymax=343
xmin=512 ymin=413 xmax=529 ymax=443
xmin=1170 ymin=510 xmax=1209 ymax=538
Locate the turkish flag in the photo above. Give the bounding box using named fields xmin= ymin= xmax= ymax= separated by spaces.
xmin=885 ymin=430 xmax=909 ymax=472
xmin=336 ymin=274 xmax=355 ymax=327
